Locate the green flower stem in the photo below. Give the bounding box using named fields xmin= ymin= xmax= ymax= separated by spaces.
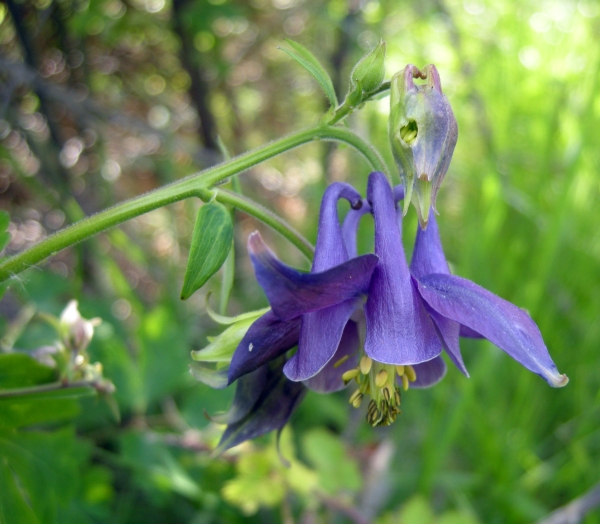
xmin=0 ymin=381 xmax=98 ymax=399
xmin=328 ymin=81 xmax=391 ymax=126
xmin=212 ymin=189 xmax=314 ymax=261
xmin=0 ymin=125 xmax=386 ymax=282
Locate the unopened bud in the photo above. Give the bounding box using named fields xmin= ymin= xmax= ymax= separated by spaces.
xmin=59 ymin=300 xmax=101 ymax=353
xmin=389 ymin=64 xmax=458 ymax=228
xmin=350 ymin=40 xmax=386 ymax=95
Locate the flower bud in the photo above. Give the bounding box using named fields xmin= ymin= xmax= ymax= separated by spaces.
xmin=389 ymin=64 xmax=458 ymax=228
xmin=350 ymin=40 xmax=386 ymax=95
xmin=59 ymin=300 xmax=101 ymax=353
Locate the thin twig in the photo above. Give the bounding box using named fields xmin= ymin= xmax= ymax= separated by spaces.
xmin=537 ymin=481 xmax=600 ymax=524
xmin=315 ymin=491 xmax=370 ymax=524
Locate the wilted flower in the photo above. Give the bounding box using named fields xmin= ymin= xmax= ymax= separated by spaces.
xmin=389 ymin=64 xmax=458 ymax=228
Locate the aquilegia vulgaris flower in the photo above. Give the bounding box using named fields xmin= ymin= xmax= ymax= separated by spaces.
xmin=201 ymin=171 xmax=567 ymax=451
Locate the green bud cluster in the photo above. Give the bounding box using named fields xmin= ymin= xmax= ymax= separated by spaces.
xmin=349 ymin=40 xmax=386 ymax=95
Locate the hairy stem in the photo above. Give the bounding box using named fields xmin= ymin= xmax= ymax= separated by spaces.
xmin=0 ymin=125 xmax=386 ymax=282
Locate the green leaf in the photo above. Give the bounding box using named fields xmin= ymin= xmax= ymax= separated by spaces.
xmin=397 ymin=496 xmax=436 ymax=524
xmin=0 ymin=426 xmax=89 ymax=524
xmin=0 ymin=353 xmax=57 ymax=390
xmin=191 ymin=319 xmax=255 ymax=363
xmin=0 ymin=459 xmax=41 ymax=524
xmin=181 ymin=203 xmax=233 ymax=300
xmin=280 ymin=39 xmax=338 ymax=108
xmin=0 ymin=388 xmax=92 ymax=428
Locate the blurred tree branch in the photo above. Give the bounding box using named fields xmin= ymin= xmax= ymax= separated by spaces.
xmin=0 ymin=56 xmax=214 ymax=165
xmin=172 ymin=0 xmax=220 ymax=163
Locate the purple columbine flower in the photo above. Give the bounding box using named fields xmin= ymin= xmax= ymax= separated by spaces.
xmin=219 ymin=172 xmax=567 ymax=441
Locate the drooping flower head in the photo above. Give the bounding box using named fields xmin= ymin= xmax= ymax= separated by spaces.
xmin=198 ymin=172 xmax=567 ymax=449
xmin=389 ymin=65 xmax=458 ymax=228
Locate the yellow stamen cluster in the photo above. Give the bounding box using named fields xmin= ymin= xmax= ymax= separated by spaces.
xmin=399 ymin=119 xmax=418 ymax=144
xmin=341 ymin=356 xmax=418 ymax=427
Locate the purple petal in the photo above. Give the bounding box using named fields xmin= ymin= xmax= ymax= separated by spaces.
xmin=409 ymin=211 xmax=450 ymax=278
xmin=410 ymin=355 xmax=447 ymax=388
xmin=302 ymin=320 xmax=359 ymax=393
xmin=416 ymin=273 xmax=568 ymax=387
xmin=364 ymin=172 xmax=442 ymax=365
xmin=313 ymin=182 xmax=362 ymax=271
xmin=248 ymin=232 xmax=378 ymax=321
xmin=284 ymin=299 xmax=357 ymax=382
xmin=342 ymin=200 xmax=371 ymax=259
xmin=228 ymin=311 xmax=300 ymax=384
xmin=215 ymin=363 xmax=306 ymax=453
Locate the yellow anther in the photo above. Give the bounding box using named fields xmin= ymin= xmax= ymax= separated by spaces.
xmin=351 ymin=392 xmax=363 ymax=408
xmin=333 ymin=355 xmax=350 ymax=368
xmin=349 ymin=389 xmax=362 ymax=405
xmin=396 ymin=365 xmax=405 ymax=376
xmin=360 ymin=355 xmax=373 ymax=375
xmin=342 ymin=369 xmax=359 ymax=383
xmin=401 ymin=374 xmax=410 ymax=391
xmin=375 ymin=369 xmax=388 ymax=388
xmin=405 ymin=365 xmax=417 ymax=382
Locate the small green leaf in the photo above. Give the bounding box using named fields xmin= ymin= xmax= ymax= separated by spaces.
xmin=302 ymin=428 xmax=362 ymax=494
xmin=280 ymin=39 xmax=338 ymax=108
xmin=0 ymin=353 xmax=58 ymax=390
xmin=181 ymin=203 xmax=233 ymax=300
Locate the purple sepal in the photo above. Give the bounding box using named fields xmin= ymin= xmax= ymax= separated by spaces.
xmin=409 ymin=212 xmax=450 ymax=278
xmin=460 ymin=325 xmax=484 ymax=338
xmin=228 ymin=311 xmax=301 ymax=384
xmin=410 ymin=355 xmax=447 ymax=388
xmin=248 ymin=232 xmax=377 ymax=321
xmin=284 ymin=299 xmax=357 ymax=382
xmin=215 ymin=359 xmax=306 ymax=454
xmin=416 ymin=273 xmax=568 ymax=387
xmin=364 ymin=172 xmax=441 ymax=365
xmin=208 ymin=365 xmax=268 ymax=425
xmin=427 ymin=307 xmax=468 ymax=376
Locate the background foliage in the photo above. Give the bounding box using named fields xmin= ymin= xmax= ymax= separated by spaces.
xmin=1 ymin=0 xmax=599 ymax=522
